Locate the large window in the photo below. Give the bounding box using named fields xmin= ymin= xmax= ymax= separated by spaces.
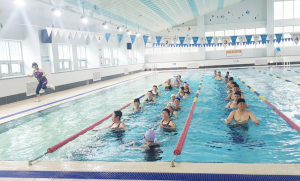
xmin=103 ymin=48 xmax=111 ymax=66
xmin=0 ymin=40 xmax=23 ymax=77
xmin=274 ymin=26 xmax=300 ymax=47
xmin=58 ymin=44 xmax=72 ymax=71
xmin=274 ymin=0 xmax=300 ymax=20
xmin=77 ymin=46 xmax=86 ymax=69
xmin=112 ymin=49 xmax=118 ymax=66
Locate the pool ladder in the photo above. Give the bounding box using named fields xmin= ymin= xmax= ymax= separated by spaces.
xmin=171 ymin=154 xmax=177 ymax=167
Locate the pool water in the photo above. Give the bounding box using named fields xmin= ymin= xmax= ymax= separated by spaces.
xmin=1 ymin=68 xmax=300 ymax=163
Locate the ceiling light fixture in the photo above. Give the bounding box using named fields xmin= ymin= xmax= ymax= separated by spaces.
xmin=81 ymin=3 xmax=88 ymax=23
xmin=102 ymin=21 xmax=108 ymax=28
xmin=136 ymin=32 xmax=140 ymax=37
xmin=51 ymin=8 xmax=61 ymax=16
xmin=117 ymin=26 xmax=122 ymax=31
xmin=15 ymin=0 xmax=25 ymax=6
xmin=126 ymin=29 xmax=130 ymax=34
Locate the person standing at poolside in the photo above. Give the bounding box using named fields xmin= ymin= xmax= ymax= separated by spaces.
xmin=152 ymin=85 xmax=162 ymax=97
xmin=27 ymin=62 xmax=55 ymax=102
xmin=225 ymin=99 xmax=259 ymax=125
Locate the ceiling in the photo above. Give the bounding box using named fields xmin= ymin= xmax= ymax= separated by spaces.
xmin=1 ymin=0 xmax=245 ymax=34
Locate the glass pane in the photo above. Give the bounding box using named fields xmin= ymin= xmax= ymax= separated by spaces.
xmin=0 ymin=41 xmax=9 ymax=60
xmin=81 ymin=60 xmax=86 ymax=67
xmin=77 ymin=47 xmax=81 ymax=59
xmin=216 ymin=45 xmax=224 ymax=50
xmin=284 ymin=1 xmax=293 ymax=19
xmin=284 ymin=26 xmax=293 ymax=32
xmin=153 ymin=48 xmax=162 ymax=54
xmin=256 ymin=43 xmax=265 ymax=48
xmin=205 ymin=46 xmax=214 ymax=51
xmin=105 ymin=59 xmax=109 ymax=65
xmin=134 ymin=51 xmax=137 ymax=57
xmin=59 ymin=62 xmax=63 ymax=69
xmin=114 ymin=59 xmax=118 ymax=65
xmin=9 ymin=41 xmax=22 ymax=60
xmin=256 ymin=28 xmax=266 ymax=34
xmin=225 ymin=30 xmax=234 ymax=36
xmin=172 ymin=47 xmax=180 ymax=53
xmin=245 ymin=29 xmax=255 ymax=35
xmin=163 ymin=47 xmax=171 ymax=54
xmin=274 ymin=27 xmax=283 ymax=33
xmin=274 ymin=1 xmax=283 ymax=20
xmin=11 ymin=63 xmax=21 ymax=73
xmin=294 ymin=26 xmax=300 ymax=32
xmin=235 ymin=29 xmax=245 ymax=35
xmin=58 ymin=45 xmax=64 ymax=59
xmin=145 ymin=48 xmax=153 ymax=54
xmin=81 ymin=47 xmax=86 ymax=59
xmin=113 ymin=49 xmax=117 ymax=58
xmin=215 ymin=31 xmax=224 ymax=36
xmin=181 ymin=46 xmax=189 ymax=52
xmin=63 ymin=45 xmax=70 ymax=59
xmin=78 ymin=61 xmax=81 ymax=67
xmin=64 ymin=61 xmax=70 ymax=69
xmin=295 ymin=0 xmax=300 ymax=18
xmin=205 ymin=31 xmax=214 ymax=37
xmin=190 ymin=46 xmax=198 ymax=52
xmin=1 ymin=64 xmax=9 ymax=74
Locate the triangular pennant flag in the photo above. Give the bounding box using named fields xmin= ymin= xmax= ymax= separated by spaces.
xmin=89 ymin=32 xmax=95 ymax=40
xmin=253 ymin=35 xmax=260 ymax=45
xmin=46 ymin=27 xmax=52 ymax=37
xmin=268 ymin=34 xmax=274 ymax=44
xmin=214 ymin=37 xmax=220 ymax=44
xmin=179 ymin=37 xmax=185 ymax=46
xmin=192 ymin=37 xmax=199 ymax=46
xmin=70 ymin=31 xmax=76 ymax=39
xmin=221 ymin=36 xmax=231 ymax=48
xmin=206 ymin=37 xmax=213 ymax=45
xmin=245 ymin=35 xmax=252 ymax=44
xmin=290 ymin=33 xmax=300 ymax=45
xmin=105 ymin=33 xmax=111 ymax=42
xmin=83 ymin=32 xmax=88 ymax=40
xmin=52 ymin=28 xmax=58 ymax=37
xmin=59 ymin=29 xmax=64 ymax=37
xmin=118 ymin=34 xmax=123 ymax=43
xmin=260 ymin=35 xmax=267 ymax=44
xmin=238 ymin=35 xmax=245 ymax=45
xmin=156 ymin=36 xmax=162 ymax=45
xmin=95 ymin=33 xmax=105 ymax=44
xmin=231 ymin=36 xmax=238 ymax=45
xmin=199 ymin=37 xmax=205 ymax=45
xmin=172 ymin=37 xmax=178 ymax=44
xmin=163 ymin=36 xmax=172 ymax=47
xmin=143 ymin=35 xmax=149 ymax=45
xmin=130 ymin=35 xmax=136 ymax=44
xmin=65 ymin=30 xmax=71 ymax=38
xmin=275 ymin=34 xmax=283 ymax=44
xmin=77 ymin=31 xmax=82 ymax=39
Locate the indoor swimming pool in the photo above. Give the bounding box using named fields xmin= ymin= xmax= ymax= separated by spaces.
xmin=1 ymin=68 xmax=300 ymax=163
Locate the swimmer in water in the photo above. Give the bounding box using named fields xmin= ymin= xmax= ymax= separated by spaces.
xmin=164 ymin=79 xmax=173 ymax=90
xmin=152 ymin=85 xmax=162 ymax=97
xmin=173 ymin=97 xmax=183 ymax=111
xmin=177 ymin=86 xmax=188 ymax=98
xmin=226 ymin=72 xmax=231 ymax=79
xmin=226 ymin=77 xmax=234 ymax=89
xmin=159 ymin=109 xmax=176 ymax=131
xmin=144 ymin=91 xmax=157 ymax=103
xmin=226 ymin=91 xmax=250 ymax=109
xmin=27 ymin=62 xmax=55 ymax=102
xmin=215 ymin=71 xmax=223 ymax=80
xmin=225 ymin=99 xmax=259 ymax=125
xmin=93 ymin=110 xmax=127 ymax=132
xmin=132 ymin=129 xmax=161 ymax=150
xmin=166 ymin=103 xmax=178 ymax=118
xmin=224 ymin=76 xmax=228 ymax=83
xmin=173 ymin=76 xmax=180 ymax=87
xmin=166 ymin=94 xmax=176 ymax=106
xmin=227 ymin=82 xmax=238 ymax=94
xmin=183 ymin=82 xmax=192 ymax=94
xmin=131 ymin=98 xmax=144 ymax=111
xmin=226 ymin=84 xmax=244 ymax=100
xmin=178 ymin=75 xmax=182 ymax=82
xmin=213 ymin=70 xmax=217 ymax=77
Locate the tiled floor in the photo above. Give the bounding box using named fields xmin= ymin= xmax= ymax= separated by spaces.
xmin=1 ymin=67 xmax=300 ymax=180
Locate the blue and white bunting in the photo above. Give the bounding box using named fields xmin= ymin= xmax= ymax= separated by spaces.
xmin=117 ymin=34 xmax=123 ymax=43
xmin=130 ymin=35 xmax=136 ymax=44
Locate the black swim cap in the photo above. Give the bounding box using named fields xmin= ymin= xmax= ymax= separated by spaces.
xmin=233 ymin=84 xmax=239 ymax=88
xmin=232 ymin=82 xmax=237 ymax=85
xmin=32 ymin=62 xmax=38 ymax=68
xmin=114 ymin=110 xmax=122 ymax=119
xmin=134 ymin=98 xmax=140 ymax=103
xmin=218 ymin=71 xmax=221 ymax=73
xmin=227 ymin=72 xmax=229 ymax=74
xmin=225 ymin=76 xmax=228 ymax=78
xmin=229 ymin=77 xmax=233 ymax=80
xmin=237 ymin=98 xmax=246 ymax=104
xmin=234 ymin=91 xmax=241 ymax=96
xmin=162 ymin=108 xmax=170 ymax=116
xmin=180 ymin=86 xmax=184 ymax=90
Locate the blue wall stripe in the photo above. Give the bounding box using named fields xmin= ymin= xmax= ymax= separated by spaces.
xmin=64 ymin=0 xmax=153 ymax=33
xmin=217 ymin=0 xmax=225 ymax=10
xmin=1 ymin=170 xmax=300 ymax=180
xmin=139 ymin=0 xmax=177 ymax=26
xmin=187 ymin=0 xmax=199 ymax=18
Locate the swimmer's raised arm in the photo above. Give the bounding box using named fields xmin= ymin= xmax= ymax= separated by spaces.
xmin=225 ymin=94 xmax=231 ymax=101
xmin=225 ymin=111 xmax=235 ymax=125
xmin=92 ymin=123 xmax=113 ymax=131
xmin=225 ymin=102 xmax=232 ymax=108
xmin=249 ymin=111 xmax=259 ymax=125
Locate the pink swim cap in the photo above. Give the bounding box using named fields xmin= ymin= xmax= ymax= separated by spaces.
xmin=145 ymin=129 xmax=155 ymax=142
xmin=167 ymin=79 xmax=171 ymax=82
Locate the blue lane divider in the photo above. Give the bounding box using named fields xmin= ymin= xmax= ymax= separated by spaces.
xmin=0 ymin=72 xmax=155 ymax=121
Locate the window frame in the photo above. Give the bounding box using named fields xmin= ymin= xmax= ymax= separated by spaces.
xmin=58 ymin=44 xmax=72 ymax=72
xmin=77 ymin=45 xmax=87 ymax=69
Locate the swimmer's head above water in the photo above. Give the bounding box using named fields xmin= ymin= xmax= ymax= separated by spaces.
xmin=134 ymin=98 xmax=140 ymax=107
xmin=112 ymin=110 xmax=122 ymax=122
xmin=237 ymin=98 xmax=246 ymax=110
xmin=147 ymin=91 xmax=153 ymax=97
xmin=144 ymin=129 xmax=155 ymax=142
xmin=152 ymin=85 xmax=158 ymax=92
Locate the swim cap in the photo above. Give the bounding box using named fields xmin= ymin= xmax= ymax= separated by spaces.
xmin=233 ymin=84 xmax=239 ymax=88
xmin=225 ymin=76 xmax=228 ymax=78
xmin=171 ymin=94 xmax=176 ymax=97
xmin=184 ymin=83 xmax=189 ymax=87
xmin=229 ymin=77 xmax=233 ymax=80
xmin=32 ymin=62 xmax=38 ymax=68
xmin=218 ymin=71 xmax=221 ymax=73
xmin=234 ymin=91 xmax=241 ymax=96
xmin=232 ymin=82 xmax=237 ymax=85
xmin=175 ymin=97 xmax=181 ymax=102
xmin=180 ymin=86 xmax=184 ymax=90
xmin=145 ymin=130 xmax=155 ymax=142
xmin=134 ymin=98 xmax=140 ymax=103
xmin=237 ymin=98 xmax=246 ymax=104
xmin=162 ymin=108 xmax=170 ymax=116
xmin=167 ymin=79 xmax=171 ymax=82
xmin=227 ymin=72 xmax=229 ymax=74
